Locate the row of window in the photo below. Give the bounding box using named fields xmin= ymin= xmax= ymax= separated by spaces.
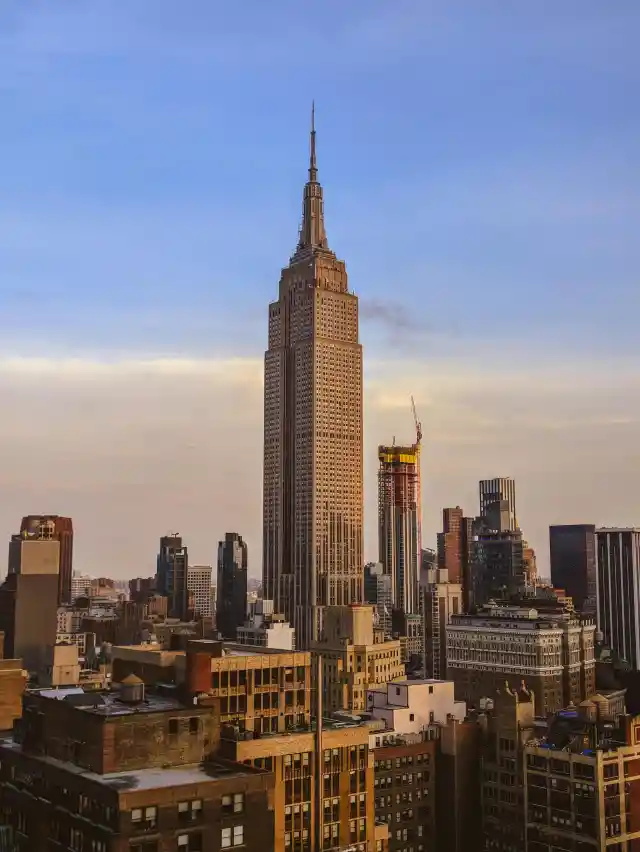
xmin=130 ymin=825 xmax=243 ymax=852
xmin=132 ymin=795 xmax=244 ymax=829
xmin=374 ymin=754 xmax=430 ymax=769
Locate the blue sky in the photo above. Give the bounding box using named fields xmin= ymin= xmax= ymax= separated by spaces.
xmin=0 ymin=2 xmax=639 ymax=576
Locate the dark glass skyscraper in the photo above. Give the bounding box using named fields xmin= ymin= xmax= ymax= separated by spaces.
xmin=156 ymin=534 xmax=189 ymax=620
xmin=596 ymin=528 xmax=640 ymax=670
xmin=217 ymin=533 xmax=248 ymax=640
xmin=549 ymin=524 xmax=596 ymax=614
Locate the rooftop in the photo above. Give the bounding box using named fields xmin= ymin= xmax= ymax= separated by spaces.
xmin=222 ymin=715 xmax=370 ymax=742
xmin=32 ymin=686 xmax=194 ymax=717
xmin=0 ymin=738 xmax=260 ymax=791
xmin=526 ymin=708 xmax=634 ymax=756
xmin=192 ymin=640 xmax=302 ymax=657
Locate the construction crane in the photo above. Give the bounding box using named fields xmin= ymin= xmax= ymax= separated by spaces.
xmin=411 ymin=395 xmax=422 ymax=445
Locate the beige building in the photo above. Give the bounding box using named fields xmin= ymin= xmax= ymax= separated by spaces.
xmin=112 ymin=639 xmax=313 ymax=737
xmin=525 ymin=698 xmax=640 ymax=850
xmin=421 ymin=567 xmax=462 ymax=680
xmin=446 ymin=601 xmax=596 ymax=713
xmin=221 ymin=717 xmax=378 ymax=852
xmin=263 ymin=107 xmax=364 ymax=649
xmin=312 ymin=605 xmax=404 ymax=713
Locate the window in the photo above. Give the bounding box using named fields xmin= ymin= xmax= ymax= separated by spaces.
xmin=409 ymin=713 xmax=415 ymax=722
xmin=70 ymin=828 xmax=83 ymax=851
xmin=233 ymin=793 xmax=244 ymax=813
xmin=131 ymin=809 xmax=142 ymax=823
xmin=91 ymin=842 xmax=107 ymax=852
xmin=189 ymin=717 xmax=199 ymax=734
xmin=221 ymin=825 xmax=244 ymax=848
xmin=178 ymin=835 xmax=202 ymax=851
xmin=169 ymin=719 xmax=179 ymax=735
xmin=178 ymin=800 xmax=202 ymax=822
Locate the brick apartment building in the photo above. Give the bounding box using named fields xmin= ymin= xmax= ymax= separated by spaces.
xmin=373 ymin=736 xmax=437 ymax=852
xmin=0 ymin=674 xmax=274 ymax=852
xmin=525 ymin=697 xmax=640 ymax=850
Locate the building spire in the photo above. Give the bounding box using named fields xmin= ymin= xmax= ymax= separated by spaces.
xmin=309 ymin=100 xmax=317 ymax=182
xmin=293 ymin=101 xmax=329 ymax=259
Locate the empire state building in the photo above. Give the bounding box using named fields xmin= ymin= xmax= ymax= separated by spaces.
xmin=263 ymin=108 xmax=364 ymax=649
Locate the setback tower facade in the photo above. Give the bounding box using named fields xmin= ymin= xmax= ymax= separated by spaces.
xmin=262 ymin=107 xmax=364 ymax=648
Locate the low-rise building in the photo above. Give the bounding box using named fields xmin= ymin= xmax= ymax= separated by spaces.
xmin=112 ymin=639 xmax=313 ymax=737
xmin=312 ymin=606 xmax=404 ymax=714
xmin=0 ymin=677 xmax=274 ymax=852
xmin=525 ymin=698 xmax=640 ymax=851
xmin=0 ymin=634 xmax=26 ymax=733
xmin=237 ymin=600 xmax=295 ymax=651
xmin=367 ymin=679 xmax=466 ymax=732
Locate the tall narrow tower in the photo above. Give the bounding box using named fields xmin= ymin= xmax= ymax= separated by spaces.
xmin=377 ymin=440 xmax=421 ymax=615
xmin=262 ymin=107 xmax=364 ymax=648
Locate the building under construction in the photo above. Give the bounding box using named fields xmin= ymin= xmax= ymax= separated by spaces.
xmin=377 ymin=401 xmax=422 ymax=617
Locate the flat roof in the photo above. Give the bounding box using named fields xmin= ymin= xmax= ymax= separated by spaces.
xmin=0 ymin=739 xmax=259 ymax=791
xmin=33 ymin=687 xmax=195 ymax=718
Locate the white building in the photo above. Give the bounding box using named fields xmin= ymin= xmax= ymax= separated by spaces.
xmin=56 ymin=631 xmax=94 ymax=657
xmin=70 ymin=572 xmax=92 ymax=602
xmin=367 ymin=678 xmax=466 ymax=736
xmin=187 ymin=565 xmax=213 ymax=618
xmin=236 ymin=599 xmax=295 ymax=650
xmin=57 ymin=606 xmax=84 ymax=633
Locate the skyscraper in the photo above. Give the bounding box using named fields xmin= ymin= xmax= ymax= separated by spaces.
xmin=187 ymin=565 xmax=213 ymax=618
xmin=262 ymin=107 xmax=364 ymax=648
xmin=364 ymin=562 xmax=393 ymax=637
xmin=217 ymin=533 xmax=248 ymax=640
xmin=549 ymin=524 xmax=597 ymax=615
xmin=0 ymin=535 xmax=60 ymax=675
xmin=377 ymin=441 xmax=421 ymax=615
xmin=437 ymin=506 xmax=474 ymax=609
xmin=478 ymin=478 xmax=517 ymax=532
xmin=19 ymin=515 xmax=73 ymax=605
xmin=156 ymin=534 xmax=188 ymax=620
xmin=596 ymin=527 xmax=640 ymax=670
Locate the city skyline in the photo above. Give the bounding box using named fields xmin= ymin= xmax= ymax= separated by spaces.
xmin=1 ymin=2 xmax=639 ymax=578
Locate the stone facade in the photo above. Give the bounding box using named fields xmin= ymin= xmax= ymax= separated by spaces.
xmin=263 ymin=109 xmax=363 ymax=649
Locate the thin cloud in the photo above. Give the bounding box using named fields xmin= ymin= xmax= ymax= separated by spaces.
xmin=0 ymin=352 xmax=638 ymax=582
xmin=360 ymin=299 xmax=422 ymax=333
